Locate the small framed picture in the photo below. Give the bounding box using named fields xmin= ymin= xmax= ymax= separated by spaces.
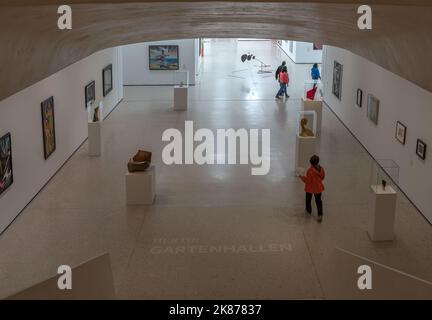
xmin=416 ymin=139 xmax=427 ymax=160
xmin=356 ymin=89 xmax=363 ymax=107
xmin=332 ymin=61 xmax=343 ymax=100
xmin=395 ymin=121 xmax=407 ymax=145
xmin=85 ymin=81 xmax=95 ymax=109
xmin=367 ymin=94 xmax=379 ymax=125
xmin=102 ymin=64 xmax=113 ymax=97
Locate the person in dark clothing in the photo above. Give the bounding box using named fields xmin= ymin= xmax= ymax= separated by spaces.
xmin=275 ymin=61 xmax=286 ymax=81
xmin=299 ymin=155 xmax=325 ymax=222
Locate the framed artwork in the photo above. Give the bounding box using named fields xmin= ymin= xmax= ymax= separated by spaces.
xmin=367 ymin=94 xmax=380 ymax=125
xmin=416 ymin=139 xmax=427 ymax=160
xmin=356 ymin=89 xmax=363 ymax=107
xmin=395 ymin=121 xmax=407 ymax=145
xmin=85 ymin=81 xmax=95 ymax=109
xmin=313 ymin=43 xmax=323 ymax=50
xmin=149 ymin=45 xmax=179 ymax=70
xmin=0 ymin=132 xmax=13 ymax=196
xmin=332 ymin=61 xmax=343 ymax=100
xmin=102 ymin=64 xmax=113 ymax=97
xmin=41 ymin=96 xmax=56 ymax=159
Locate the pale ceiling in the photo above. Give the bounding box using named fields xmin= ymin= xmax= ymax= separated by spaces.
xmin=0 ymin=1 xmax=431 ymax=101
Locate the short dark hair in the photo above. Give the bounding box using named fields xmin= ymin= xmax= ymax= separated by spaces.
xmin=282 ymin=61 xmax=286 ymax=66
xmin=310 ymin=155 xmax=320 ymax=166
xmin=313 ymin=63 xmax=318 ymax=68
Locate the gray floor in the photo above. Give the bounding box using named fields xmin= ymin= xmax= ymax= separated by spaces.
xmin=0 ymin=39 xmax=431 ymax=299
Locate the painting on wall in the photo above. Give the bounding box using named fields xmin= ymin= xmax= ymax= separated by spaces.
xmin=416 ymin=139 xmax=427 ymax=160
xmin=332 ymin=61 xmax=343 ymax=100
xmin=395 ymin=121 xmax=407 ymax=145
xmin=356 ymin=89 xmax=363 ymax=107
xmin=102 ymin=64 xmax=113 ymax=97
xmin=149 ymin=45 xmax=179 ymax=70
xmin=367 ymin=94 xmax=380 ymax=125
xmin=313 ymin=43 xmax=323 ymax=50
xmin=41 ymin=96 xmax=56 ymax=159
xmin=0 ymin=132 xmax=13 ymax=196
xmin=85 ymin=81 xmax=95 ymax=109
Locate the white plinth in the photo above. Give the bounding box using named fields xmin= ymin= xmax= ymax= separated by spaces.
xmin=302 ymin=98 xmax=323 ymax=135
xmin=174 ymin=86 xmax=188 ymax=110
xmin=368 ymin=185 xmax=397 ymax=241
xmin=88 ymin=121 xmax=102 ymax=156
xmin=295 ymin=135 xmax=317 ymax=174
xmin=125 ymin=165 xmax=156 ymax=205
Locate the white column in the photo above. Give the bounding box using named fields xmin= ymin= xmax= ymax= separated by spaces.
xmin=368 ymin=185 xmax=397 ymax=241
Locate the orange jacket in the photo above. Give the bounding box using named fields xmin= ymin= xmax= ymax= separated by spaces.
xmin=279 ymin=72 xmax=289 ymax=84
xmin=301 ymin=166 xmax=325 ymax=194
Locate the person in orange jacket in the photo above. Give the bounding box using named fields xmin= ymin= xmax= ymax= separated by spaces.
xmin=275 ymin=66 xmax=290 ymax=99
xmin=299 ymin=155 xmax=325 ymax=222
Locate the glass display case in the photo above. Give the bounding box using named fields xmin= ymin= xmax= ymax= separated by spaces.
xmin=370 ymin=159 xmax=399 ymax=193
xmin=296 ymin=110 xmax=317 ymax=137
xmin=173 ymin=70 xmax=189 ymax=88
xmin=88 ymin=100 xmax=104 ymax=123
xmin=303 ymin=80 xmax=323 ymax=101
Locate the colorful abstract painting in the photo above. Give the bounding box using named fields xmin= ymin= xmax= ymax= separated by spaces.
xmin=149 ymin=45 xmax=179 ymax=70
xmin=41 ymin=96 xmax=56 ymax=159
xmin=0 ymin=132 xmax=13 ymax=196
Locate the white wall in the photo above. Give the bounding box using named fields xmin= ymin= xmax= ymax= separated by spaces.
xmin=322 ymin=45 xmax=432 ymax=223
xmin=195 ymin=39 xmax=203 ymax=76
xmin=0 ymin=47 xmax=124 ymax=234
xmin=122 ymin=39 xmax=197 ymax=86
xmin=279 ymin=40 xmax=322 ymax=64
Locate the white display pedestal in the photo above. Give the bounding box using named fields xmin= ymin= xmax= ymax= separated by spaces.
xmin=295 ymin=135 xmax=317 ymax=174
xmin=125 ymin=165 xmax=156 ymax=205
xmin=174 ymin=86 xmax=188 ymax=110
xmin=302 ymin=98 xmax=323 ymax=135
xmin=88 ymin=121 xmax=102 ymax=156
xmin=368 ymin=185 xmax=397 ymax=241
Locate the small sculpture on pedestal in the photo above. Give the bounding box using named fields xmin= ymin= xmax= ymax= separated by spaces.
xmin=382 ymin=179 xmax=387 ymax=190
xmin=300 ymin=118 xmax=315 ymax=137
xmin=128 ymin=150 xmax=152 ymax=173
xmin=93 ymin=107 xmax=100 ymax=123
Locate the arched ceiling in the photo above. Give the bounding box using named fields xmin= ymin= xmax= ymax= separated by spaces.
xmin=0 ymin=1 xmax=431 ymax=101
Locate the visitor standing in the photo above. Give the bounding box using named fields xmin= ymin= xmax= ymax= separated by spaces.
xmin=275 ymin=61 xmax=286 ymax=96
xmin=311 ymin=63 xmax=321 ymax=81
xmin=275 ymin=66 xmax=290 ymax=99
xmin=311 ymin=63 xmax=321 ymax=88
xmin=299 ymin=155 xmax=325 ymax=222
xmin=275 ymin=61 xmax=286 ymax=82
